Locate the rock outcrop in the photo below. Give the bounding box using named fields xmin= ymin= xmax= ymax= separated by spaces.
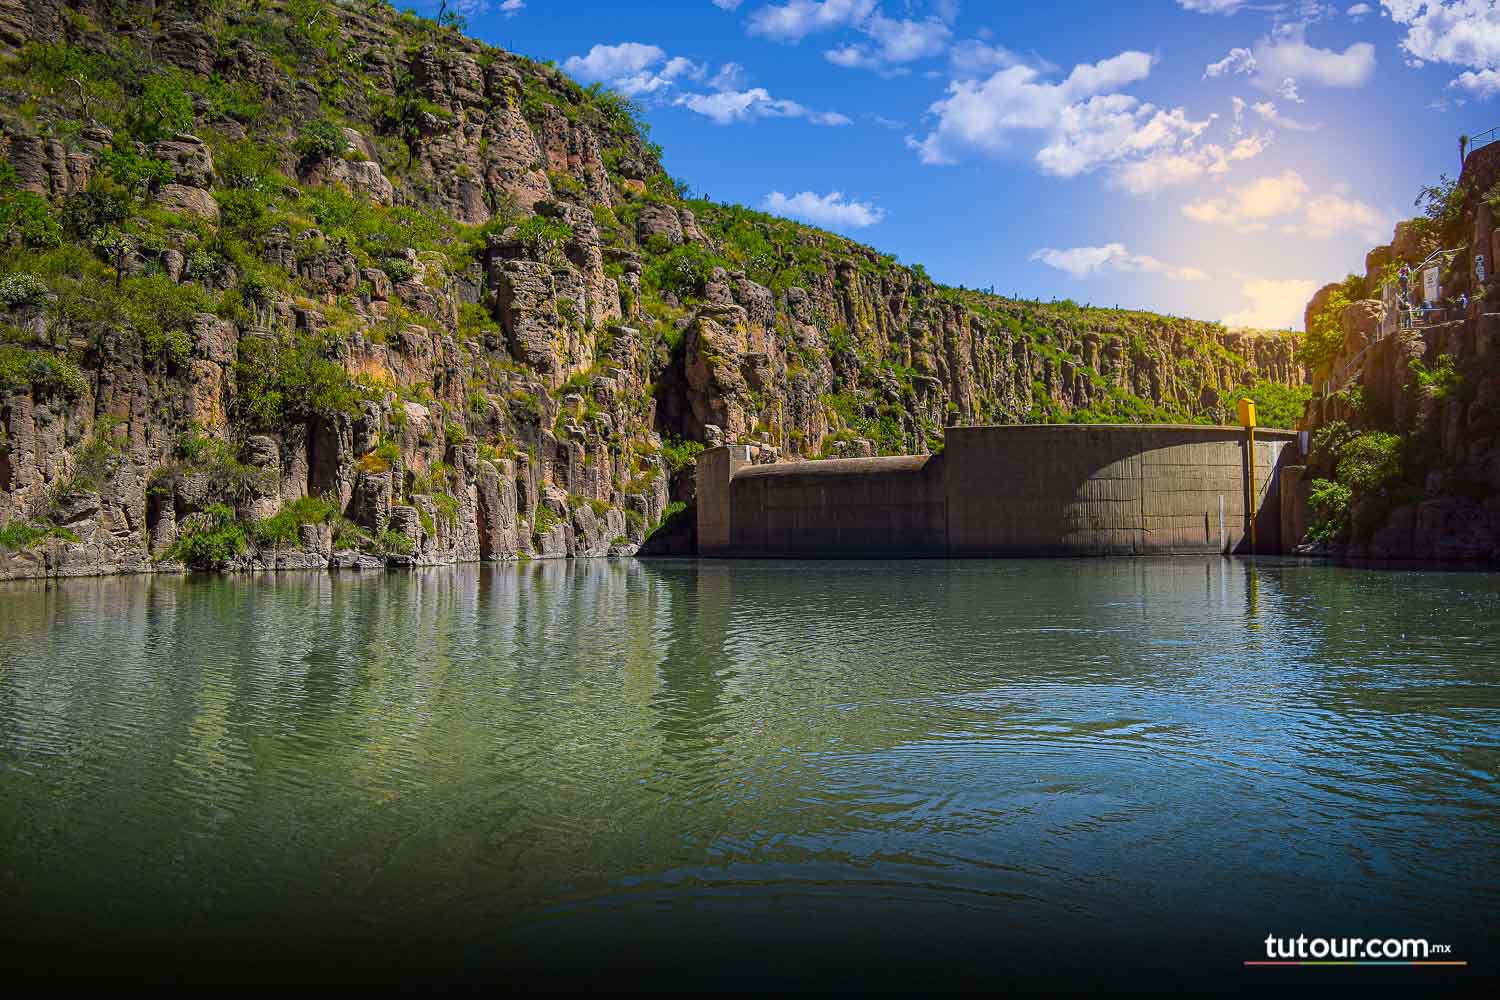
xmin=1293 ymin=164 xmax=1500 ymax=560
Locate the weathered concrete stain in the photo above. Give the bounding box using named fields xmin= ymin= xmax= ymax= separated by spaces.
xmin=698 ymin=424 xmax=1299 ymax=557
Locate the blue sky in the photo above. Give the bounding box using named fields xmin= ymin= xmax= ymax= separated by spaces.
xmin=427 ymin=1 xmax=1500 ymax=330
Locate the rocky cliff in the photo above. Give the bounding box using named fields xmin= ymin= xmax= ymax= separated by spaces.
xmin=1294 ymin=154 xmax=1500 ymax=561
xmin=0 ymin=0 xmax=1304 ymax=579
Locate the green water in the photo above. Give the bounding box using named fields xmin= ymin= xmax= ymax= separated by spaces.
xmin=1 ymin=559 xmax=1496 ymax=987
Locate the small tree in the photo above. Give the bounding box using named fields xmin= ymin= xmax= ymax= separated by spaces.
xmin=130 ymin=74 xmax=194 ymax=142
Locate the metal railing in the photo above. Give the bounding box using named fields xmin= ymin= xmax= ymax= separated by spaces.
xmin=1468 ymin=125 xmax=1500 ymax=158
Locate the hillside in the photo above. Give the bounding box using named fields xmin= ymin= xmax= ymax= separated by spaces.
xmin=0 ymin=0 xmax=1305 ymax=577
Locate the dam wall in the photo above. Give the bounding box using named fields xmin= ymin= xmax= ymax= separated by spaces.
xmin=698 ymin=424 xmax=1300 ymax=558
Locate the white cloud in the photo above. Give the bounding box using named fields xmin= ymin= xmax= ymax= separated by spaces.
xmin=1298 ymin=191 xmax=1385 ymax=238
xmin=1249 ymin=99 xmax=1322 ymax=130
xmin=1452 ymin=66 xmax=1500 ymax=96
xmin=762 ymin=189 xmax=885 ymax=228
xmin=866 ymin=14 xmax=952 ymax=61
xmin=710 ymin=62 xmax=748 ymax=90
xmin=908 ymin=51 xmax=1164 ymax=169
xmin=562 ymin=43 xmax=705 ymax=97
xmin=1111 ymin=133 xmax=1271 ymax=195
xmin=1223 ymin=277 xmax=1319 ymax=329
xmin=1347 ymin=3 xmax=1373 ymax=18
xmin=746 ymin=0 xmax=876 ymax=43
xmin=1184 ymin=170 xmax=1312 ymax=231
xmin=1037 ymin=100 xmax=1212 ymax=179
xmin=950 ymin=39 xmax=1034 ymax=75
xmin=1251 ymin=24 xmax=1377 ymax=94
xmin=1385 ymin=1 xmax=1500 ymax=96
xmin=823 ymin=13 xmax=952 ymax=71
xmin=1205 ymin=47 xmax=1257 ymax=78
xmin=500 ymin=0 xmax=525 ymax=17
xmin=713 ymin=0 xmax=745 ymax=9
xmin=1031 ymin=243 xmax=1209 ymax=281
xmin=908 ymin=49 xmax=1276 ymax=193
xmin=1178 ymin=0 xmax=1251 ymax=11
xmin=1183 ymin=169 xmax=1384 ymax=239
xmin=677 ymin=87 xmax=851 ymax=125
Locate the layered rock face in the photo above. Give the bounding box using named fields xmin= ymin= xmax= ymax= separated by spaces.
xmin=0 ymin=0 xmax=1303 ymax=579
xmin=1295 ymin=162 xmax=1500 ymax=559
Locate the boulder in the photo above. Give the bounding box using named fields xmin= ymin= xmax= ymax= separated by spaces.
xmin=1392 ymin=219 xmax=1425 ymax=262
xmin=635 ymin=202 xmax=684 ymax=246
xmin=1304 ymin=281 xmax=1342 ymax=334
xmin=150 ymin=135 xmax=214 ymax=188
xmin=345 ymin=159 xmax=395 ymax=206
xmin=156 ymin=184 xmax=219 ymax=221
xmin=1340 ymin=299 xmax=1385 ymax=357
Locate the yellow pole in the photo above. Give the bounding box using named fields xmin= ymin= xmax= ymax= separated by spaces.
xmin=1248 ymin=424 xmax=1257 ymax=554
xmin=1238 ymin=398 xmax=1258 ymax=554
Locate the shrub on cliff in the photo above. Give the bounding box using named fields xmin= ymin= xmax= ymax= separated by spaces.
xmin=660 ymin=436 xmax=704 ymax=473
xmin=295 ymin=118 xmax=348 ymax=160
xmin=250 ymin=496 xmax=340 ymax=548
xmin=168 ymin=503 xmax=247 ymax=569
xmin=128 ymin=74 xmax=195 ymax=143
xmin=0 ymin=161 xmax=62 ymax=249
xmin=1410 ymin=354 xmax=1463 ymax=401
xmin=0 ymin=273 xmax=49 ymax=308
xmin=234 ymin=335 xmax=370 ymax=430
xmin=0 ymin=344 xmax=87 ymax=399
xmin=1306 ymin=423 xmax=1416 ymax=542
xmin=56 ymin=416 xmax=129 ymax=496
xmin=151 ymin=426 xmax=274 ymax=505
xmin=644 ymin=243 xmax=721 ymax=299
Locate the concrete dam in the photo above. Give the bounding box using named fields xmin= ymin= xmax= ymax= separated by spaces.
xmin=696 ymin=424 xmax=1300 ymax=558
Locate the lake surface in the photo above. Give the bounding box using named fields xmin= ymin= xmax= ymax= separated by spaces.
xmin=1 ymin=558 xmax=1497 ymax=988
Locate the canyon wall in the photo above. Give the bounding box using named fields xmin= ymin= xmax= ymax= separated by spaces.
xmin=1293 ymin=151 xmax=1500 ymax=561
xmin=0 ymin=0 xmax=1303 ymax=578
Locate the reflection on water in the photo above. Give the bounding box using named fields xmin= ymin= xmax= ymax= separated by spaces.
xmin=0 ymin=559 xmax=1497 ymax=987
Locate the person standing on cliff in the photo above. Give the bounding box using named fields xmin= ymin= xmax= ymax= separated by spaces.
xmin=1399 ymin=263 xmax=1412 ymax=297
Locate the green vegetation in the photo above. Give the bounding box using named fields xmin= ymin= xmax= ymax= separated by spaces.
xmin=0 ymin=344 xmax=88 ymax=399
xmin=249 ymin=495 xmax=340 ymax=547
xmin=660 ymin=435 xmax=704 ymax=473
xmin=57 ymin=417 xmax=128 ymax=495
xmin=1228 ymin=383 xmax=1314 ymax=430
xmin=0 ymin=520 xmax=79 ymax=552
xmin=152 ymin=425 xmax=271 ymax=504
xmin=1301 ymin=274 xmax=1363 ymax=375
xmin=1306 ymin=423 xmax=1417 ymax=543
xmin=1410 ymin=354 xmax=1462 ymax=401
xmin=168 ymin=503 xmax=248 ymax=569
xmin=644 ymin=500 xmax=688 ymax=543
xmin=533 ymin=504 xmax=562 ymax=535
xmin=374 ymin=527 xmax=414 ymax=556
xmin=234 ymin=334 xmax=371 ymax=430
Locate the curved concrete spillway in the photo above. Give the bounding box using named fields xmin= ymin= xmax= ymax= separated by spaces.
xmin=698 ymin=424 xmax=1299 ymax=557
